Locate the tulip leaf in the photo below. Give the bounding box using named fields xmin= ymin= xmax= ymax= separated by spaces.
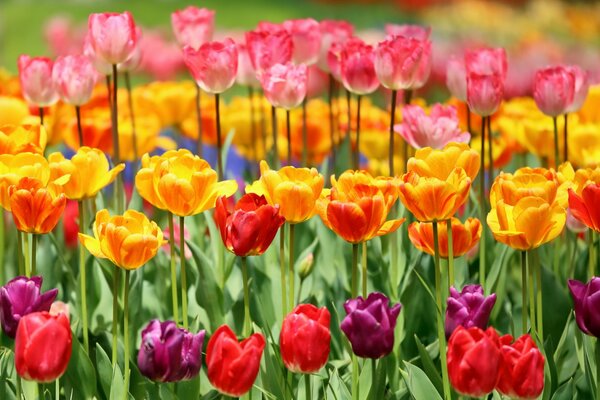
xmin=63 ymin=338 xmax=97 ymax=400
xmin=551 ymin=378 xmax=574 ymax=400
xmin=176 ymin=376 xmax=200 ymax=400
xmin=359 ymin=358 xmax=372 ymax=400
xmin=95 ymin=343 xmax=113 ymax=399
xmin=413 ymin=335 xmax=443 ymax=396
xmin=400 ymin=362 xmax=443 ymax=400
xmin=188 ymin=239 xmax=224 ymax=331
xmin=109 ymin=362 xmax=125 ymax=400
xmin=159 ymin=384 xmax=178 ymax=400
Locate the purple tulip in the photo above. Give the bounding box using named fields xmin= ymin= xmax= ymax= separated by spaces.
xmin=445 ymin=285 xmax=496 ymax=339
xmin=568 ymin=278 xmax=600 ymax=338
xmin=138 ymin=319 xmax=205 ymax=382
xmin=340 ymin=292 xmax=401 ymax=359
xmin=0 ymin=276 xmax=58 ymax=338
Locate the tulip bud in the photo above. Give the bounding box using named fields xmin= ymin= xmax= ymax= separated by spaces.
xmin=282 ymin=18 xmax=321 ymax=66
xmin=0 ymin=276 xmax=58 ymax=338
xmin=374 ymin=34 xmax=431 ymax=91
xmin=445 ymin=285 xmax=496 ymax=338
xmin=18 ymin=55 xmax=59 ymax=107
xmin=183 ymin=38 xmax=239 ymax=95
xmin=138 ymin=320 xmax=205 ymax=382
xmin=564 ymin=65 xmax=589 ymax=113
xmin=340 ymin=292 xmax=401 ymax=359
xmin=280 ymin=304 xmax=330 ymax=373
xmin=245 ymin=29 xmax=293 ymax=76
xmin=568 ymin=184 xmax=600 ymax=232
xmin=569 ymin=277 xmax=600 ymax=338
xmin=260 ymin=62 xmax=308 ymax=110
xmin=317 ymin=19 xmax=354 ymax=72
xmin=340 ymin=38 xmax=379 ymax=95
xmin=466 ymin=71 xmax=504 ymax=117
xmin=52 ymin=55 xmax=96 ymax=106
xmin=171 ymin=7 xmax=215 ymax=50
xmin=446 ymin=56 xmax=467 ymax=102
xmin=15 ymin=311 xmax=72 ymax=382
xmin=497 ymin=334 xmax=545 ymax=399
xmin=533 ymin=66 xmax=575 ymax=117
xmin=87 ymin=12 xmax=139 ymax=65
xmin=298 ymin=253 xmax=315 ymax=280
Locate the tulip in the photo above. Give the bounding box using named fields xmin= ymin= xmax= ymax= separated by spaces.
xmin=215 ymin=193 xmax=285 ymax=257
xmin=280 ymin=304 xmax=331 ymax=373
xmin=395 ymin=104 xmax=470 ymax=150
xmin=326 ymin=41 xmax=344 ymax=82
xmin=9 ymin=177 xmax=67 ymax=235
xmin=206 ymin=325 xmax=266 ymax=397
xmin=15 ymin=311 xmax=72 ymax=382
xmin=497 ymin=334 xmax=545 ymax=399
xmin=568 ymin=184 xmax=600 ymax=232
xmin=51 ymin=55 xmax=96 ymax=106
xmin=0 ymin=152 xmax=50 ymax=210
xmin=406 ymin=142 xmax=480 ymax=182
xmin=0 ymin=125 xmax=48 ymax=156
xmin=447 ymin=326 xmax=502 ymax=397
xmin=445 ymin=285 xmax=496 ymax=338
xmin=533 ymin=66 xmax=575 ymax=117
xmin=446 ymin=56 xmax=467 ymax=102
xmin=409 ymin=217 xmax=482 ymax=259
xmin=78 ymin=209 xmax=163 ymax=270
xmin=171 ymin=6 xmax=215 ymax=50
xmin=261 ymin=62 xmax=308 ymax=110
xmin=83 ymin=33 xmax=111 ymax=76
xmin=87 ymin=12 xmax=139 ymax=65
xmin=569 ymin=278 xmax=600 ymax=337
xmin=465 ymin=48 xmax=507 ymax=78
xmin=340 ymin=292 xmax=401 ymax=359
xmin=317 ymin=19 xmax=354 ymax=72
xmin=17 ymin=55 xmax=58 ymax=108
xmin=466 ymin=71 xmax=504 ymax=117
xmin=374 ymin=34 xmax=431 ymax=91
xmin=384 ymin=24 xmax=430 ymax=40
xmin=489 ymin=167 xmax=566 ymax=209
xmin=63 ymin=200 xmax=79 ymax=248
xmin=565 ymin=65 xmax=590 ymax=113
xmin=183 ymin=38 xmax=238 ymax=94
xmin=283 ymin=18 xmax=321 ymax=66
xmin=48 ymin=147 xmax=125 ymax=200
xmin=0 ymin=276 xmax=57 ymax=338
xmin=138 ymin=319 xmax=205 ymax=382
xmin=236 ymin=43 xmax=260 ymax=87
xmin=245 ymin=28 xmax=293 ymax=75
xmin=340 ymin=38 xmax=379 ymax=95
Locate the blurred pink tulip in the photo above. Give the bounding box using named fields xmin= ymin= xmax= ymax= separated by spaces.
xmin=306 ymin=66 xmax=328 ymax=98
xmin=87 ymin=12 xmax=139 ymax=65
xmin=467 ymin=72 xmax=503 ymax=117
xmin=533 ymin=66 xmax=575 ymax=117
xmin=375 ymin=34 xmax=432 ymax=90
xmin=83 ymin=33 xmax=112 ymax=76
xmin=183 ymin=38 xmax=238 ymax=94
xmin=340 ymin=38 xmax=379 ymax=95
xmin=138 ymin=32 xmax=185 ymax=81
xmin=162 ymin=222 xmax=192 ymax=260
xmin=44 ymin=17 xmax=84 ymax=57
xmin=465 ymin=48 xmax=508 ymax=78
xmin=17 ymin=55 xmax=59 ymax=107
xmin=446 ymin=56 xmax=467 ymax=101
xmin=245 ymin=29 xmax=293 ymax=76
xmin=384 ymin=24 xmax=431 ymax=40
xmin=52 ymin=55 xmax=96 ymax=106
xmin=327 ymin=42 xmax=344 ymax=82
xmin=283 ymin=18 xmax=321 ymax=66
xmin=318 ymin=20 xmax=354 ymax=72
xmin=395 ymin=104 xmax=470 ymax=149
xmin=261 ymin=62 xmax=308 ymax=109
xmin=171 ymin=7 xmax=215 ymax=50
xmin=236 ymin=43 xmax=260 ymax=87
xmin=565 ymin=65 xmax=589 ymax=113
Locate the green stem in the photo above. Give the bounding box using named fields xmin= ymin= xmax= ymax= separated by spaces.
xmin=23 ymin=232 xmax=30 ymax=278
xmin=123 ymin=270 xmax=130 ymax=400
xmin=370 ymin=358 xmax=377 ymax=400
xmin=79 ymin=201 xmax=89 ymax=353
xmin=39 ymin=107 xmax=44 ymax=126
xmin=195 ymin=83 xmax=203 ymax=158
xmin=17 ymin=229 xmax=24 ymax=277
xmin=433 ymin=221 xmax=451 ymax=400
xmin=215 ymin=93 xmax=223 ymax=180
xmin=402 ymin=90 xmax=412 ymax=174
xmin=288 ymin=223 xmax=295 ymax=313
xmin=535 ymin=251 xmax=544 ymax=341
xmin=180 ymin=216 xmax=188 ymax=330
xmin=241 ymin=256 xmax=251 ymax=337
xmin=271 ymin=105 xmax=279 ymax=169
xmin=346 ymin=89 xmax=352 ymax=164
xmin=487 ymin=115 xmax=493 ymax=185
xmin=479 ymin=116 xmax=486 ymax=289
xmin=552 ymin=116 xmax=559 ymax=166
xmin=528 ymin=251 xmax=536 ymax=341
xmin=521 ymin=251 xmax=528 ymax=335
xmin=354 ymin=95 xmax=362 ymax=170
xmin=302 ymin=98 xmax=308 ymax=166
xmin=564 ymin=113 xmax=569 ymax=163
xmin=351 ymin=244 xmax=359 ymax=298
xmin=362 ymin=241 xmax=367 ymax=298
xmin=590 ymin=230 xmax=596 ymax=279
xmin=286 ymin=109 xmax=292 ymax=166
xmin=168 ymin=213 xmax=180 ymax=325
xmin=280 ymin=226 xmax=287 ymax=321
xmin=55 ymin=378 xmax=59 ymax=400
xmin=389 ymin=89 xmax=397 ymax=177
xmin=112 ymin=266 xmax=121 ymax=369
xmin=75 ymin=105 xmax=84 ymax=148
xmin=17 ymin=375 xmax=22 ymax=400
xmin=447 ymin=220 xmax=454 ymax=288
xmin=305 ymin=373 xmax=311 ymax=400
xmin=31 ymin=234 xmax=37 ymax=277
xmin=352 ymin=354 xmax=359 ymax=400
xmin=111 ymin=64 xmax=124 ymax=214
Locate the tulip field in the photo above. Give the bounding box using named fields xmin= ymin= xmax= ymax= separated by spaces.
xmin=1 ymin=0 xmax=600 ymax=399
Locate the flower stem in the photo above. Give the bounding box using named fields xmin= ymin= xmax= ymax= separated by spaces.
xmin=123 ymin=270 xmax=130 ymax=400
xmin=195 ymin=84 xmax=203 ymax=158
xmin=352 ymin=354 xmax=359 ymax=400
xmin=0 ymin=210 xmax=4 ymax=284
xmin=271 ymin=105 xmax=279 ymax=169
xmin=23 ymin=232 xmax=30 ymax=278
xmin=31 ymin=234 xmax=37 ymax=277
xmin=288 ymin=223 xmax=295 ymax=313
xmin=280 ymin=226 xmax=287 ymax=322
xmin=39 ymin=107 xmax=44 ymax=126
xmin=590 ymin=230 xmax=596 ymax=279
xmin=17 ymin=230 xmax=24 ymax=277
xmin=302 ymin=97 xmax=308 ymax=166
xmin=215 ymin=93 xmax=224 ymax=180
xmin=286 ymin=109 xmax=292 ymax=166
xmin=241 ymin=256 xmax=251 ymax=337
xmin=402 ymin=90 xmax=413 ymax=173
xmin=528 ymin=251 xmax=536 ymax=341
xmin=168 ymin=213 xmax=179 ymax=325
xmin=354 ymin=95 xmax=362 ymax=170
xmin=328 ymin=74 xmax=336 ymax=175
xmin=111 ymin=266 xmax=121 ymax=369
xmin=447 ymin=220 xmax=454 ymax=288
xmin=535 ymin=252 xmax=544 ymax=341
xmin=433 ymin=221 xmax=451 ymax=400
xmin=389 ymin=89 xmax=397 ymax=177
xmin=111 ymin=64 xmax=124 ymax=214
xmin=75 ymin=105 xmax=84 ymax=148
xmin=487 ymin=115 xmax=493 ymax=185
xmin=124 ymin=72 xmax=138 ymax=162
xmin=79 ymin=201 xmax=89 ymax=353
xmin=479 ymin=116 xmax=486 ymax=289
xmin=552 ymin=116 xmax=559 ymax=166
xmin=346 ymin=89 xmax=352 ymax=163
xmin=362 ymin=241 xmax=367 ymax=298
xmin=248 ymin=86 xmax=258 ymax=171
xmin=521 ymin=251 xmax=528 ymax=335
xmin=564 ymin=113 xmax=569 ymax=162
xmin=370 ymin=358 xmax=377 ymax=400
xmin=17 ymin=375 xmax=22 ymax=400
xmin=55 ymin=378 xmax=59 ymax=400
xmin=351 ymin=243 xmax=359 ymax=298
xmin=180 ymin=216 xmax=188 ymax=330
xmin=305 ymin=373 xmax=311 ymax=400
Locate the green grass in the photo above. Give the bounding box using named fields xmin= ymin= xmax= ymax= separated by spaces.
xmin=0 ymin=0 xmax=408 ymax=73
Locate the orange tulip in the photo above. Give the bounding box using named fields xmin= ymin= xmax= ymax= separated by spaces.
xmin=487 ymin=197 xmax=565 ymax=251
xmin=489 ymin=167 xmax=567 ymax=209
xmin=407 ymin=142 xmax=480 ymax=181
xmin=408 ymin=217 xmax=482 ymax=258
xmin=9 ymin=177 xmax=66 ymax=234
xmin=0 ymin=125 xmax=47 ymax=155
xmin=78 ymin=209 xmax=163 ymax=270
xmin=398 ymin=168 xmax=471 ymax=222
xmin=0 ymin=153 xmax=51 ymax=211
xmin=246 ymin=160 xmax=324 ymax=224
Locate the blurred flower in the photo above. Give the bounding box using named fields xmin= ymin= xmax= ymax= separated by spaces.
xmin=87 ymin=12 xmax=138 ymax=65
xmin=17 ymin=55 xmax=58 ymax=107
xmin=445 ymin=285 xmax=496 ymax=339
xmin=533 ymin=66 xmax=575 ymax=117
xmin=0 ymin=276 xmax=57 ymax=338
xmin=569 ymin=277 xmax=600 ymax=338
xmin=171 ymin=6 xmax=215 ymax=50
xmin=63 ymin=200 xmax=79 ymax=248
xmin=49 ymin=301 xmax=70 ymax=318
xmin=78 ymin=209 xmax=163 ymax=270
xmin=340 ymin=38 xmax=379 ymax=95
xmin=224 ymin=96 xmax=272 ymax=162
xmin=137 ymin=31 xmax=185 ymax=81
xmin=206 ymin=324 xmax=265 ymax=397
xmin=161 ymin=221 xmax=192 ymax=259
xmin=568 ymin=122 xmax=600 ymax=168
xmin=340 ymin=292 xmax=401 ymax=359
xmin=283 ymin=18 xmax=321 ymax=66
xmin=9 ymin=177 xmax=67 ymax=234
xmin=236 ymin=43 xmax=260 ymax=88
xmin=138 ymin=319 xmax=205 ymax=382
xmin=306 ymin=65 xmax=328 ymax=98
xmin=465 ymin=48 xmax=507 ymax=78
xmin=280 ymin=304 xmax=331 ymax=373
xmin=245 ymin=28 xmax=293 ymax=75
xmin=0 ymin=125 xmax=47 ymax=155
xmin=497 ymin=334 xmax=545 ymax=400
xmin=214 ymin=193 xmax=285 ymax=257
xmin=132 ymin=81 xmax=196 ymax=128
xmin=246 ymin=160 xmax=324 ymax=224
xmin=183 ymin=39 xmax=238 ymax=94
xmin=327 ymin=41 xmax=344 ymax=82
xmin=317 ymin=19 xmax=354 ymax=72
xmin=568 ymin=183 xmax=600 ymax=232
xmin=375 ymin=33 xmax=431 ymax=91
xmin=0 ymin=153 xmax=50 ymax=210
xmin=15 ymin=312 xmax=72 ymax=382
xmin=384 ymin=24 xmax=430 ymax=39
xmin=565 ymin=65 xmax=590 ymax=113
xmin=465 ymin=48 xmax=506 ymax=117
xmin=409 ymin=217 xmax=482 ymax=259
xmin=0 ymin=96 xmax=30 ymax=126
xmin=578 ymin=84 xmax=600 ymax=123
xmin=52 ymin=55 xmax=96 ymax=106
xmin=446 ymin=56 xmax=466 ymax=102
xmin=261 ymin=63 xmax=308 ymax=110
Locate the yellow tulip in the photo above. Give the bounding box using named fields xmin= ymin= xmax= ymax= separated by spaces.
xmin=0 ymin=125 xmax=47 ymax=155
xmin=577 ymin=84 xmax=600 ymax=124
xmin=0 ymin=96 xmax=29 ymax=127
xmin=133 ymin=81 xmax=197 ymax=128
xmin=407 ymin=142 xmax=480 ymax=181
xmin=568 ymin=122 xmax=600 ymax=168
xmin=489 ymin=167 xmax=566 ymax=208
xmin=225 ymin=96 xmax=273 ymax=162
xmin=0 ymin=153 xmax=50 ymax=211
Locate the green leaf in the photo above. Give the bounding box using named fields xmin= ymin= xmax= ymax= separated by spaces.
xmin=109 ymin=362 xmax=125 ymax=400
xmin=176 ymin=376 xmax=200 ymax=399
xmin=414 ymin=335 xmax=443 ymax=396
xmin=551 ymin=378 xmax=574 ymax=400
xmin=159 ymin=384 xmax=178 ymax=400
xmin=401 ymin=362 xmax=443 ymax=400
xmin=96 ymin=343 xmax=113 ymax=399
xmin=188 ymin=239 xmax=224 ymax=331
xmin=62 ymin=338 xmax=97 ymax=400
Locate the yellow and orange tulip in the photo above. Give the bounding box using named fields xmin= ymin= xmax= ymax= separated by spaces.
xmin=0 ymin=125 xmax=47 ymax=155
xmin=489 ymin=167 xmax=566 ymax=208
xmin=408 ymin=217 xmax=482 ymax=258
xmin=0 ymin=153 xmax=51 ymax=211
xmin=407 ymin=142 xmax=480 ymax=181
xmin=8 ymin=177 xmax=66 ymax=234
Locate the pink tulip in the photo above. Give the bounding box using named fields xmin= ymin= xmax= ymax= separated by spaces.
xmin=171 ymin=7 xmax=215 ymax=50
xmin=17 ymin=55 xmax=59 ymax=107
xmin=318 ymin=20 xmax=354 ymax=72
xmin=306 ymin=66 xmax=328 ymax=98
xmin=245 ymin=29 xmax=293 ymax=76
xmin=257 ymin=21 xmax=284 ymax=33
xmin=565 ymin=65 xmax=589 ymax=113
xmin=395 ymin=104 xmax=470 ymax=149
xmin=83 ymin=33 xmax=112 ymax=76
xmin=236 ymin=43 xmax=260 ymax=87
xmin=340 ymin=38 xmax=379 ymax=95
xmin=282 ymin=18 xmax=321 ymax=66
xmin=533 ymin=66 xmax=575 ymax=117
xmin=44 ymin=17 xmax=84 ymax=57
xmin=374 ymin=34 xmax=432 ymax=90
xmin=465 ymin=48 xmax=507 ymax=79
xmin=183 ymin=39 xmax=238 ymax=94
xmin=52 ymin=55 xmax=96 ymax=106
xmin=261 ymin=62 xmax=308 ymax=110
xmin=467 ymin=71 xmax=503 ymax=117
xmin=446 ymin=56 xmax=467 ymax=101
xmin=138 ymin=32 xmax=185 ymax=81
xmin=118 ymin=27 xmax=143 ymax=72
xmin=384 ymin=24 xmax=431 ymax=40
xmin=327 ymin=41 xmax=344 ymax=82
xmin=87 ymin=12 xmax=139 ymax=65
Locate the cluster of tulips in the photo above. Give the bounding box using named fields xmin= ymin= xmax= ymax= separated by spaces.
xmin=1 ymin=4 xmax=600 ymax=400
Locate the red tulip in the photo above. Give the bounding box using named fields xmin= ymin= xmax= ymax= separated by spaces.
xmin=568 ymin=184 xmax=600 ymax=232
xmin=52 ymin=55 xmax=96 ymax=106
xmin=533 ymin=66 xmax=575 ymax=117
xmin=261 ymin=62 xmax=308 ymax=110
xmin=18 ymin=55 xmax=59 ymax=107
xmin=317 ymin=19 xmax=354 ymax=72
xmin=447 ymin=326 xmax=502 ymax=397
xmin=340 ymin=38 xmax=379 ymax=95
xmin=375 ymin=34 xmax=431 ymax=90
xmin=565 ymin=65 xmax=590 ymax=113
xmin=171 ymin=6 xmax=215 ymax=50
xmin=245 ymin=28 xmax=293 ymax=76
xmin=280 ymin=304 xmax=331 ymax=373
xmin=283 ymin=18 xmax=321 ymax=66
xmin=15 ymin=311 xmax=72 ymax=383
xmin=496 ymin=334 xmax=545 ymax=400
xmin=214 ymin=193 xmax=285 ymax=257
xmin=87 ymin=12 xmax=139 ymax=65
xmin=206 ymin=325 xmax=266 ymax=397
xmin=183 ymin=38 xmax=238 ymax=94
